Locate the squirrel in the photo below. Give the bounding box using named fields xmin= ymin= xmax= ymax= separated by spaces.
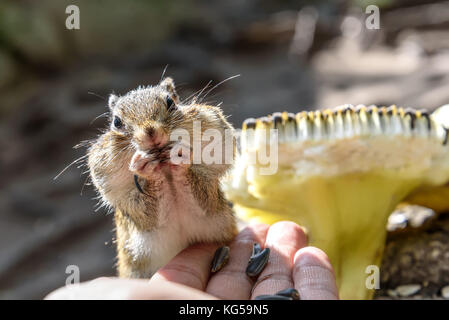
xmin=87 ymin=78 xmax=239 ymax=278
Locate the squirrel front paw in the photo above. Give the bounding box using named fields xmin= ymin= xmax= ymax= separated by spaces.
xmin=129 ymin=146 xmax=191 ymax=178
xmin=129 ymin=150 xmax=159 ymax=176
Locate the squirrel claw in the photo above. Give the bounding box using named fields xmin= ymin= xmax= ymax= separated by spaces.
xmin=134 ymin=175 xmax=149 ymax=196
xmin=246 ymin=244 xmax=270 ymax=278
xmin=211 ymin=246 xmax=230 ymax=273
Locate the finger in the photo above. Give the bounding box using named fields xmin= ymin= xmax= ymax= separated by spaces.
xmin=251 ymin=221 xmax=307 ymax=299
xmin=142 ymin=278 xmax=217 ymax=300
xmin=151 ymin=243 xmax=219 ymax=291
xmin=206 ymin=223 xmax=269 ymax=299
xmin=293 ymin=247 xmax=339 ymax=300
xmin=45 ymin=277 xmax=216 ymax=300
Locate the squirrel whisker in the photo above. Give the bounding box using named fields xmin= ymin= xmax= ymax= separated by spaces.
xmin=198 ymin=74 xmax=240 ymax=104
xmin=182 ymin=80 xmax=213 ymax=105
xmin=54 ymin=154 xmax=88 ymax=180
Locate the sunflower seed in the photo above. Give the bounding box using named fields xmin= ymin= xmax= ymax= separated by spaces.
xmin=211 ymin=246 xmax=230 ymax=273
xmin=275 ymin=288 xmax=300 ymax=300
xmin=254 ymin=294 xmax=293 ymax=300
xmin=246 ymin=247 xmax=270 ymax=277
xmin=251 ymin=242 xmax=262 ymax=257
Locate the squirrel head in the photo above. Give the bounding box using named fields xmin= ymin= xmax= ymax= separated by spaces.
xmin=107 ymin=77 xmax=183 ymax=152
xmin=88 ymin=77 xmax=235 ymax=199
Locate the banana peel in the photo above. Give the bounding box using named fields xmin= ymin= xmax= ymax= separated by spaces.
xmin=224 ymin=104 xmax=449 ymax=300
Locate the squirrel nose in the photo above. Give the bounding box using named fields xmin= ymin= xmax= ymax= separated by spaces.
xmin=146 ymin=127 xmax=155 ymax=138
xmin=134 ymin=126 xmax=165 ymax=150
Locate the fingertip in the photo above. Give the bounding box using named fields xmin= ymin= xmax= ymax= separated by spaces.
xmin=249 ymin=221 xmax=307 ymax=299
xmin=271 ymin=220 xmax=307 ymax=235
xmin=206 ymin=222 xmax=268 ymax=300
xmin=267 ymin=221 xmax=308 ymax=247
xmin=155 ymin=243 xmax=218 ymax=291
xmin=293 ymin=246 xmax=339 ymax=300
xmin=248 ymin=222 xmax=270 ymax=232
xmin=238 ymin=222 xmax=269 ymax=242
xmin=89 ymin=276 xmax=114 ymax=285
xmin=294 ymin=246 xmax=334 ymax=272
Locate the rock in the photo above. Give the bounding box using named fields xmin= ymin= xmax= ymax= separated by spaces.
xmin=441 ymin=286 xmax=449 ymax=299
xmin=396 ymin=284 xmax=421 ymax=297
xmin=430 ymin=248 xmax=441 ymax=259
xmin=409 ymin=206 xmax=437 ymax=228
xmin=387 ymin=211 xmax=408 ymax=232
xmin=387 ymin=289 xmax=398 ymax=297
xmin=399 ymin=254 xmax=413 ymax=268
xmin=387 ymin=205 xmax=436 ymax=235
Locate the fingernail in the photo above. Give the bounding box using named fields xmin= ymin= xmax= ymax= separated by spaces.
xmin=211 ymin=246 xmax=230 ymax=273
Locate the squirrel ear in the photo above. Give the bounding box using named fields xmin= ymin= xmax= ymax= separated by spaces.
xmin=108 ymin=94 xmax=118 ymax=110
xmin=160 ymin=77 xmax=179 ymax=103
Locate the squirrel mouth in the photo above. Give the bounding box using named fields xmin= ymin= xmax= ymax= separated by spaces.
xmin=129 ymin=142 xmax=180 ymax=175
xmin=130 ymin=143 xmax=184 ymax=196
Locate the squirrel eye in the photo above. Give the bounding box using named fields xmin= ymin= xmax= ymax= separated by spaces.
xmin=166 ymin=96 xmax=176 ymax=111
xmin=113 ymin=116 xmax=123 ymax=129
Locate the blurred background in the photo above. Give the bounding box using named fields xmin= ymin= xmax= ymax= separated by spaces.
xmin=1 ymin=0 xmax=449 ymax=299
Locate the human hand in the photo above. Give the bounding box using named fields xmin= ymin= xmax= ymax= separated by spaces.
xmin=46 ymin=221 xmax=338 ymax=300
